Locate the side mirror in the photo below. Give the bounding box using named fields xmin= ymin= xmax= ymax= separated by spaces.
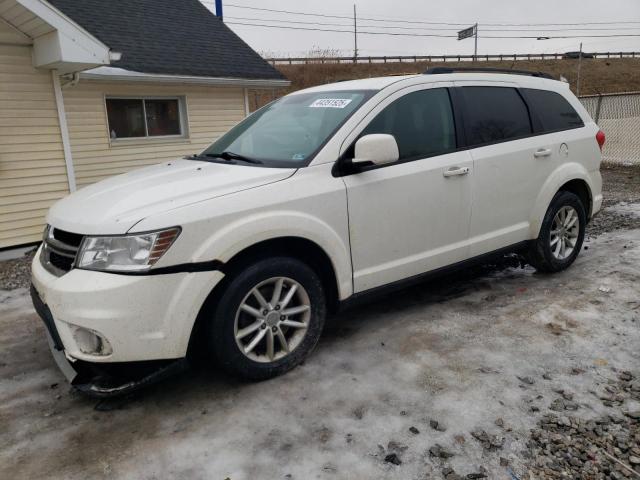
xmin=352 ymin=134 xmax=399 ymax=167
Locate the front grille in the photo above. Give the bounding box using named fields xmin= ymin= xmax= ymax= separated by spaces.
xmin=49 ymin=250 xmax=74 ymax=271
xmin=52 ymin=228 xmax=83 ymax=247
xmin=40 ymin=226 xmax=83 ymax=276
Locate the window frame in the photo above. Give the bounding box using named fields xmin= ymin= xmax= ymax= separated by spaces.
xmin=333 ymin=83 xmax=588 ymax=177
xmin=455 ymin=85 xmax=535 ymax=149
xmin=519 ymin=88 xmax=585 ymax=135
xmin=104 ymin=95 xmax=190 ymax=145
xmin=333 ymin=84 xmax=461 ymax=177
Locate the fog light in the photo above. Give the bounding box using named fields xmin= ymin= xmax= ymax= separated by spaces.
xmin=73 ymin=327 xmax=112 ymax=356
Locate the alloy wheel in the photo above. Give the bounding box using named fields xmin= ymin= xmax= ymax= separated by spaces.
xmin=234 ymin=277 xmax=311 ymax=363
xmin=550 ymin=206 xmax=580 ymax=260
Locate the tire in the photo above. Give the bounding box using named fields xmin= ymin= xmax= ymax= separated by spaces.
xmin=528 ymin=190 xmax=586 ymax=273
xmin=207 ymin=256 xmax=326 ymax=380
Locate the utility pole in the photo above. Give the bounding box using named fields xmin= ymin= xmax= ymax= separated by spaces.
xmin=474 ymin=23 xmax=478 ymax=62
xmin=353 ymin=4 xmax=358 ymax=62
xmin=576 ymin=42 xmax=583 ymax=96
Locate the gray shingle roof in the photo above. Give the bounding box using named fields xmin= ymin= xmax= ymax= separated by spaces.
xmin=47 ymin=0 xmax=285 ymax=81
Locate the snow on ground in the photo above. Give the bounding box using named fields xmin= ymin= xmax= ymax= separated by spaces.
xmin=1 ymin=221 xmax=639 ymax=479
xmin=608 ymin=201 xmax=640 ymax=219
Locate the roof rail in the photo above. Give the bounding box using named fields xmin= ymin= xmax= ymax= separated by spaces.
xmin=424 ymin=66 xmax=555 ymax=80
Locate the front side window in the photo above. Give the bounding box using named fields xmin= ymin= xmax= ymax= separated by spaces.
xmin=202 ymin=90 xmax=372 ymax=167
xmin=461 ymin=87 xmax=532 ymax=146
xmin=106 ymin=98 xmax=183 ymax=140
xmin=523 ymin=88 xmax=584 ymax=132
xmin=360 ymin=88 xmax=456 ymax=162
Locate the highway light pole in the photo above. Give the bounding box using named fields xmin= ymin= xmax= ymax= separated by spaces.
xmin=474 ymin=23 xmax=478 ymax=61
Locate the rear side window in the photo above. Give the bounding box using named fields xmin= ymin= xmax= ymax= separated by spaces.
xmin=461 ymin=87 xmax=532 ymax=146
xmin=523 ymin=88 xmax=584 ymax=132
xmin=360 ymin=88 xmax=456 ymax=161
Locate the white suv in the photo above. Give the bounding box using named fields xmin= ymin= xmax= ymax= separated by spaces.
xmin=31 ymin=69 xmax=604 ymax=395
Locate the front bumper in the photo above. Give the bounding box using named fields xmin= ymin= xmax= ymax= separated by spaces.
xmin=31 ymin=246 xmax=224 ymax=364
xmin=32 ymin=284 xmax=189 ymax=397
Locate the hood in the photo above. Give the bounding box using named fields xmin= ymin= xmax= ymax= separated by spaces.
xmin=47 ymin=159 xmax=296 ymax=235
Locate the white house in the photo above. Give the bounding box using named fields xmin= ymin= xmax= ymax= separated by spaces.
xmin=0 ymin=0 xmax=288 ymax=248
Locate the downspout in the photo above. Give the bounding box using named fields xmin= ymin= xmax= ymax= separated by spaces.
xmin=243 ymin=87 xmax=250 ymax=117
xmin=51 ymin=70 xmax=76 ymax=193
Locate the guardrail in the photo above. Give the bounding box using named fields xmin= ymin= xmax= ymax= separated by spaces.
xmin=267 ymin=51 xmax=640 ymax=65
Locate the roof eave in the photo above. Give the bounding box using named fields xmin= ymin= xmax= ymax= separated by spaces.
xmin=14 ymin=0 xmax=112 ymax=73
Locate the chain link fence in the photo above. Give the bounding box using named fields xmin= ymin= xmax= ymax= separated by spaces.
xmin=580 ymin=92 xmax=640 ymax=165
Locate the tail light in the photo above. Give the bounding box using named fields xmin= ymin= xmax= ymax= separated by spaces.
xmin=596 ymin=130 xmax=606 ymax=151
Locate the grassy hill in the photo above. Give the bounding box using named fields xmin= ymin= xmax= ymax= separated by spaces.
xmin=250 ymin=57 xmax=640 ymax=109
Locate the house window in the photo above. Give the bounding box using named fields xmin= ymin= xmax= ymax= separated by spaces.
xmin=106 ymin=97 xmax=185 ymax=140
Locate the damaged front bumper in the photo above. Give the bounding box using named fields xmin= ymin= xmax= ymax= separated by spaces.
xmin=31 ymin=285 xmax=187 ymax=398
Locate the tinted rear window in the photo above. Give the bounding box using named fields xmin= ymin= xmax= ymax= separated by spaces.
xmin=461 ymin=87 xmax=532 ymax=146
xmin=524 ymin=88 xmax=584 ymax=132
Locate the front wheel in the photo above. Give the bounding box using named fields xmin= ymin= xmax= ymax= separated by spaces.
xmin=208 ymin=257 xmax=326 ymax=380
xmin=528 ymin=191 xmax=586 ymax=273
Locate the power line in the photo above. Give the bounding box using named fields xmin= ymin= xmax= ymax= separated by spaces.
xmin=224 ymin=15 xmax=640 ymax=32
xmin=226 ymin=21 xmax=456 ymax=37
xmin=226 ymin=21 xmax=640 ymax=39
xmin=226 ymin=15 xmax=352 ymax=28
xmin=225 ymin=3 xmax=356 ymax=20
xmin=225 ymin=2 xmax=640 ymax=28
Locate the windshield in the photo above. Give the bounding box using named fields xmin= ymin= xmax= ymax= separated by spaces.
xmin=200 ymin=90 xmax=372 ymax=167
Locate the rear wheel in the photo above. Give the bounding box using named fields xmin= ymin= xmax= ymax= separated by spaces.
xmin=528 ymin=191 xmax=586 ymax=273
xmin=208 ymin=257 xmax=326 ymax=380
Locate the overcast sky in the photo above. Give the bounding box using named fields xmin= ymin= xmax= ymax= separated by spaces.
xmin=200 ymin=0 xmax=640 ymax=58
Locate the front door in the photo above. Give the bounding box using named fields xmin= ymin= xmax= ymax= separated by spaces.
xmin=340 ymin=86 xmax=473 ymax=292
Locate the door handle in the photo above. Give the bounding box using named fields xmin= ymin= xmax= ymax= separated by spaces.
xmin=534 ymin=148 xmax=552 ymax=158
xmin=443 ymin=166 xmax=470 ymax=177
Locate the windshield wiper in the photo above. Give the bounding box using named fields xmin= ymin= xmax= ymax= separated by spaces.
xmin=203 ymin=151 xmax=263 ymax=164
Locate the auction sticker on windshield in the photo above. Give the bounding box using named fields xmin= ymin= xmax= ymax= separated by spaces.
xmin=309 ymin=98 xmax=353 ymax=108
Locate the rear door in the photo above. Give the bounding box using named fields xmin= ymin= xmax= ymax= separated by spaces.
xmin=454 ymin=82 xmax=556 ymax=256
xmin=521 ymin=87 xmax=591 ymax=172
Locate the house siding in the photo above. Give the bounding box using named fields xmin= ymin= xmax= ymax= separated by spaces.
xmin=0 ymin=44 xmax=69 ymax=249
xmin=62 ymin=81 xmax=246 ymax=188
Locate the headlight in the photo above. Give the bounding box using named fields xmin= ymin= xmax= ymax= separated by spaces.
xmin=77 ymin=227 xmax=180 ymax=272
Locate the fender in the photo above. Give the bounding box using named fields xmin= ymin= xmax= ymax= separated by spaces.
xmin=529 ymin=162 xmax=594 ymax=238
xmin=190 ymin=210 xmax=353 ymax=300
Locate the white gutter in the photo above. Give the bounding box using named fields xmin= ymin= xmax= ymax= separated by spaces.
xmin=243 ymin=88 xmax=250 ymax=116
xmin=51 ymin=70 xmax=76 ymax=193
xmin=79 ymin=67 xmax=290 ymax=88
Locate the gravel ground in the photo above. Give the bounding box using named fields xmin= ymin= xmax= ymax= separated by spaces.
xmin=587 ymin=164 xmax=640 ymax=237
xmin=0 ymin=248 xmax=35 ymax=291
xmin=0 ymin=164 xmax=639 ymax=480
